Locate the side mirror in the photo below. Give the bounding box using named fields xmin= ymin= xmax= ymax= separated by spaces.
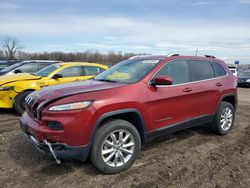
xmin=14 ymin=69 xmax=22 ymax=74
xmin=52 ymin=74 xmax=63 ymax=79
xmin=151 ymin=76 xmax=173 ymax=86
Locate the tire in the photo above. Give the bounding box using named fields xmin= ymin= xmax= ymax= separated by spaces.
xmin=90 ymin=119 xmax=141 ymax=174
xmin=212 ymin=102 xmax=235 ymax=135
xmin=14 ymin=91 xmax=32 ymax=115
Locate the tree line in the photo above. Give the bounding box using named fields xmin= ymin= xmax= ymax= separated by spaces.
xmin=0 ymin=36 xmax=139 ymax=66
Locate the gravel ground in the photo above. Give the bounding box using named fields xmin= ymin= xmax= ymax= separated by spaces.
xmin=0 ymin=88 xmax=249 ymax=188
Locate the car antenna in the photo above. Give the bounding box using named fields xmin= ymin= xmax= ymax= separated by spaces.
xmin=195 ymin=48 xmax=199 ymax=56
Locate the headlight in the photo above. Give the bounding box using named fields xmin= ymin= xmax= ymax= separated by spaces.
xmin=0 ymin=86 xmax=14 ymax=91
xmin=246 ymin=79 xmax=250 ymax=83
xmin=48 ymin=101 xmax=93 ymax=111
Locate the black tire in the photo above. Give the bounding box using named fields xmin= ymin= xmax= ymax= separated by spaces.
xmin=212 ymin=102 xmax=235 ymax=135
xmin=14 ymin=91 xmax=32 ymax=115
xmin=90 ymin=119 xmax=141 ymax=174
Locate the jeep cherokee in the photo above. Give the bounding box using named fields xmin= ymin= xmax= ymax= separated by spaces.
xmin=19 ymin=54 xmax=237 ymax=174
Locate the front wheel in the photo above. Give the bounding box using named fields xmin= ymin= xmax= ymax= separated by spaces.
xmin=90 ymin=119 xmax=141 ymax=174
xmin=14 ymin=91 xmax=32 ymax=115
xmin=212 ymin=102 xmax=235 ymax=135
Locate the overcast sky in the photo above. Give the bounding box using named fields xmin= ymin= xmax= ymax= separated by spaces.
xmin=1 ymin=0 xmax=250 ymax=63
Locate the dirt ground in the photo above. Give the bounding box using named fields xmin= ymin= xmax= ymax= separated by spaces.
xmin=0 ymin=88 xmax=249 ymax=188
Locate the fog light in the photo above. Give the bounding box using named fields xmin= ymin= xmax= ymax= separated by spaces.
xmin=47 ymin=121 xmax=63 ymax=130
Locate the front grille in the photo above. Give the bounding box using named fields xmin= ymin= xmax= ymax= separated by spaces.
xmin=25 ymin=95 xmax=40 ymax=120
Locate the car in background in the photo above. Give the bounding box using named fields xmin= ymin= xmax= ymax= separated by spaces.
xmin=0 ymin=62 xmax=108 ymax=114
xmin=228 ymin=65 xmax=237 ymax=77
xmin=0 ymin=60 xmax=61 ymax=76
xmin=237 ymin=71 xmax=250 ymax=87
xmin=0 ymin=60 xmax=22 ymax=71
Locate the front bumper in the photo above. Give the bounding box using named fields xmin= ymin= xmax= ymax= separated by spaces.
xmin=0 ymin=90 xmax=17 ymax=108
xmin=19 ymin=117 xmax=90 ymax=161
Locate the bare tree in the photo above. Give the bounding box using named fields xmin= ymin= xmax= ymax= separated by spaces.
xmin=1 ymin=36 xmax=23 ymax=60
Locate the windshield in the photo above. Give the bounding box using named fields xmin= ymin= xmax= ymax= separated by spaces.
xmin=33 ymin=64 xmax=61 ymax=77
xmin=0 ymin=62 xmax=23 ymax=72
xmin=239 ymin=72 xmax=250 ymax=77
xmin=94 ymin=59 xmax=160 ymax=83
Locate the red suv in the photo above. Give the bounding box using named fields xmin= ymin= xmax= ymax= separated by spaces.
xmin=20 ymin=54 xmax=237 ymax=174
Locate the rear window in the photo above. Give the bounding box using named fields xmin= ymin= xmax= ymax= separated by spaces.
xmin=211 ymin=62 xmax=227 ymax=77
xmin=190 ymin=61 xmax=214 ymax=81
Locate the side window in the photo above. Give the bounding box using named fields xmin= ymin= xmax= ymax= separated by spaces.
xmin=211 ymin=62 xmax=227 ymax=77
xmin=85 ymin=66 xmax=101 ymax=76
xmin=57 ymin=66 xmax=83 ymax=77
xmin=155 ymin=60 xmax=189 ymax=85
xmin=99 ymin=68 xmax=106 ymax=73
xmin=18 ymin=63 xmax=39 ymax=73
xmin=39 ymin=63 xmax=52 ymax=70
xmin=190 ymin=61 xmax=214 ymax=81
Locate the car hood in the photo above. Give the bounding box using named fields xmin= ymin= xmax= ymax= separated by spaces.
xmin=28 ymin=80 xmax=126 ymax=106
xmin=0 ymin=73 xmax=41 ymax=86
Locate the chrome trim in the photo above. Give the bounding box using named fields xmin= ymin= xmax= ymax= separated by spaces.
xmin=129 ymin=55 xmax=156 ymax=59
xmin=167 ymin=53 xmax=179 ymax=57
xmin=148 ymin=59 xmax=229 ymax=88
xmin=25 ymin=95 xmax=33 ymax=105
xmin=155 ymin=117 xmax=173 ymax=122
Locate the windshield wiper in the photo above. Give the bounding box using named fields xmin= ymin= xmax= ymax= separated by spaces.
xmin=94 ymin=78 xmax=117 ymax=83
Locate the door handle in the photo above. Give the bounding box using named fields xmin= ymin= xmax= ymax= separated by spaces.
xmin=183 ymin=88 xmax=192 ymax=92
xmin=216 ymin=82 xmax=222 ymax=87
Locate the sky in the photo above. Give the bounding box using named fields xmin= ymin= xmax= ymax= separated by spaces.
xmin=0 ymin=0 xmax=250 ymax=64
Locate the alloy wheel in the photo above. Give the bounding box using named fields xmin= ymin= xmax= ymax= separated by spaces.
xmin=101 ymin=129 xmax=135 ymax=167
xmin=220 ymin=107 xmax=233 ymax=131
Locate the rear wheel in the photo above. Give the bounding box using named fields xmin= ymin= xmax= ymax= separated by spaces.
xmin=90 ymin=119 xmax=141 ymax=174
xmin=14 ymin=91 xmax=32 ymax=115
xmin=212 ymin=102 xmax=235 ymax=135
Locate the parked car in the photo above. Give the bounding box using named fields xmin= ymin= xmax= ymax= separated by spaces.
xmin=228 ymin=65 xmax=238 ymax=77
xmin=0 ymin=62 xmax=108 ymax=114
xmin=237 ymin=71 xmax=250 ymax=87
xmin=0 ymin=60 xmax=22 ymax=71
xmin=20 ymin=54 xmax=237 ymax=174
xmin=0 ymin=60 xmax=61 ymax=76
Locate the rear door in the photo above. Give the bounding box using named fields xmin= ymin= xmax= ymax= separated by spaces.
xmin=147 ymin=60 xmax=194 ymax=130
xmin=188 ymin=60 xmax=219 ymax=118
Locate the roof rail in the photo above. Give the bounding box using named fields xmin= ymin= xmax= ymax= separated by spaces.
xmin=204 ymin=55 xmax=215 ymax=58
xmin=167 ymin=53 xmax=180 ymax=57
xmin=128 ymin=55 xmax=152 ymax=59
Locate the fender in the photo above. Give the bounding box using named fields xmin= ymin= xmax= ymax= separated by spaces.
xmin=217 ymin=93 xmax=237 ymax=111
xmin=89 ymin=108 xmax=148 ymax=145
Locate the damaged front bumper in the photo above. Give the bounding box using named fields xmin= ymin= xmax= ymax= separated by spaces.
xmin=19 ymin=118 xmax=90 ymax=163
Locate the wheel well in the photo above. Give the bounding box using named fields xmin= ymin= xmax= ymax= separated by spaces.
xmin=98 ymin=112 xmax=146 ymax=143
xmin=222 ymin=95 xmax=235 ymax=109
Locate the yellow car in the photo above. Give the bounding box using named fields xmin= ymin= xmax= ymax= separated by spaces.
xmin=0 ymin=62 xmax=108 ymax=114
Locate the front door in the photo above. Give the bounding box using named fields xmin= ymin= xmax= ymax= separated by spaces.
xmin=147 ymin=60 xmax=194 ymax=130
xmin=49 ymin=66 xmax=86 ymax=86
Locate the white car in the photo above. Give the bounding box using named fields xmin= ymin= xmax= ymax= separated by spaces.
xmin=228 ymin=66 xmax=237 ymax=77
